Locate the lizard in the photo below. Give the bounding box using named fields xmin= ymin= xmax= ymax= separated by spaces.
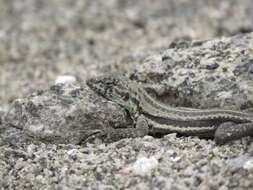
xmin=86 ymin=75 xmax=253 ymax=144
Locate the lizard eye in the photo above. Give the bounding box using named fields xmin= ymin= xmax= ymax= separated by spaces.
xmin=123 ymin=92 xmax=129 ymax=101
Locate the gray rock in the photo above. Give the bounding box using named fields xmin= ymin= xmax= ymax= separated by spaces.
xmin=3 ymin=82 xmax=131 ymax=145
xmin=132 ymin=34 xmax=253 ymax=110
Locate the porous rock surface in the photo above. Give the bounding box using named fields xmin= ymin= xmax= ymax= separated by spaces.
xmin=2 ymin=81 xmax=130 ymax=145
xmin=1 ymin=0 xmax=253 ymax=190
xmin=132 ymin=34 xmax=253 ymax=109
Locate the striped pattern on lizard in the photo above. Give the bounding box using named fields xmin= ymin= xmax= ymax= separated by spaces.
xmin=86 ymin=75 xmax=253 ymax=144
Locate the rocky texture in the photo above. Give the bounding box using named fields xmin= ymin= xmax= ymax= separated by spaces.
xmin=1 ymin=0 xmax=253 ymax=189
xmin=1 ymin=135 xmax=253 ymax=189
xmin=132 ymin=34 xmax=253 ymax=109
xmin=2 ymin=80 xmax=131 ymax=145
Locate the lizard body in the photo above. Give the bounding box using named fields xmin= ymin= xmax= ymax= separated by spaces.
xmin=86 ymin=75 xmax=253 ymax=144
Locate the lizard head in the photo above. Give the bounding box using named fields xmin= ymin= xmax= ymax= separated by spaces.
xmin=86 ymin=75 xmax=139 ymax=116
xmin=86 ymin=75 xmax=131 ymax=103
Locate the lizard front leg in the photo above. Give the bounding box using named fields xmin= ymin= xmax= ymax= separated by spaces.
xmin=214 ymin=122 xmax=253 ymax=144
xmin=83 ymin=115 xmax=149 ymax=143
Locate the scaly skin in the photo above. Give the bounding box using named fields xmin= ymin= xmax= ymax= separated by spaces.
xmin=86 ymin=75 xmax=253 ymax=144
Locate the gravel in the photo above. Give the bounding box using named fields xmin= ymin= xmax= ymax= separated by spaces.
xmin=1 ymin=0 xmax=253 ymax=189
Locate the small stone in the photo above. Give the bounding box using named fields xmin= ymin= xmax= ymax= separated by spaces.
xmin=120 ymin=157 xmax=159 ymax=176
xmin=228 ymin=155 xmax=251 ymax=170
xmin=243 ymin=159 xmax=253 ymax=170
xmin=206 ymin=63 xmax=219 ymax=70
xmin=55 ymin=75 xmax=77 ymax=85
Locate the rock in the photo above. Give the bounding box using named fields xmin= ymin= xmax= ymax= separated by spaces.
xmin=4 ymin=81 xmax=131 ymax=145
xmin=132 ymin=33 xmax=253 ymax=110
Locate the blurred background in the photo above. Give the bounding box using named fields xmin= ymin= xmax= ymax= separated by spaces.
xmin=0 ymin=0 xmax=253 ymax=110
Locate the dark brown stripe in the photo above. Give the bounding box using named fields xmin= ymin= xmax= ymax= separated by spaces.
xmin=138 ymin=87 xmax=251 ymax=121
xmin=143 ymin=112 xmax=246 ymax=128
